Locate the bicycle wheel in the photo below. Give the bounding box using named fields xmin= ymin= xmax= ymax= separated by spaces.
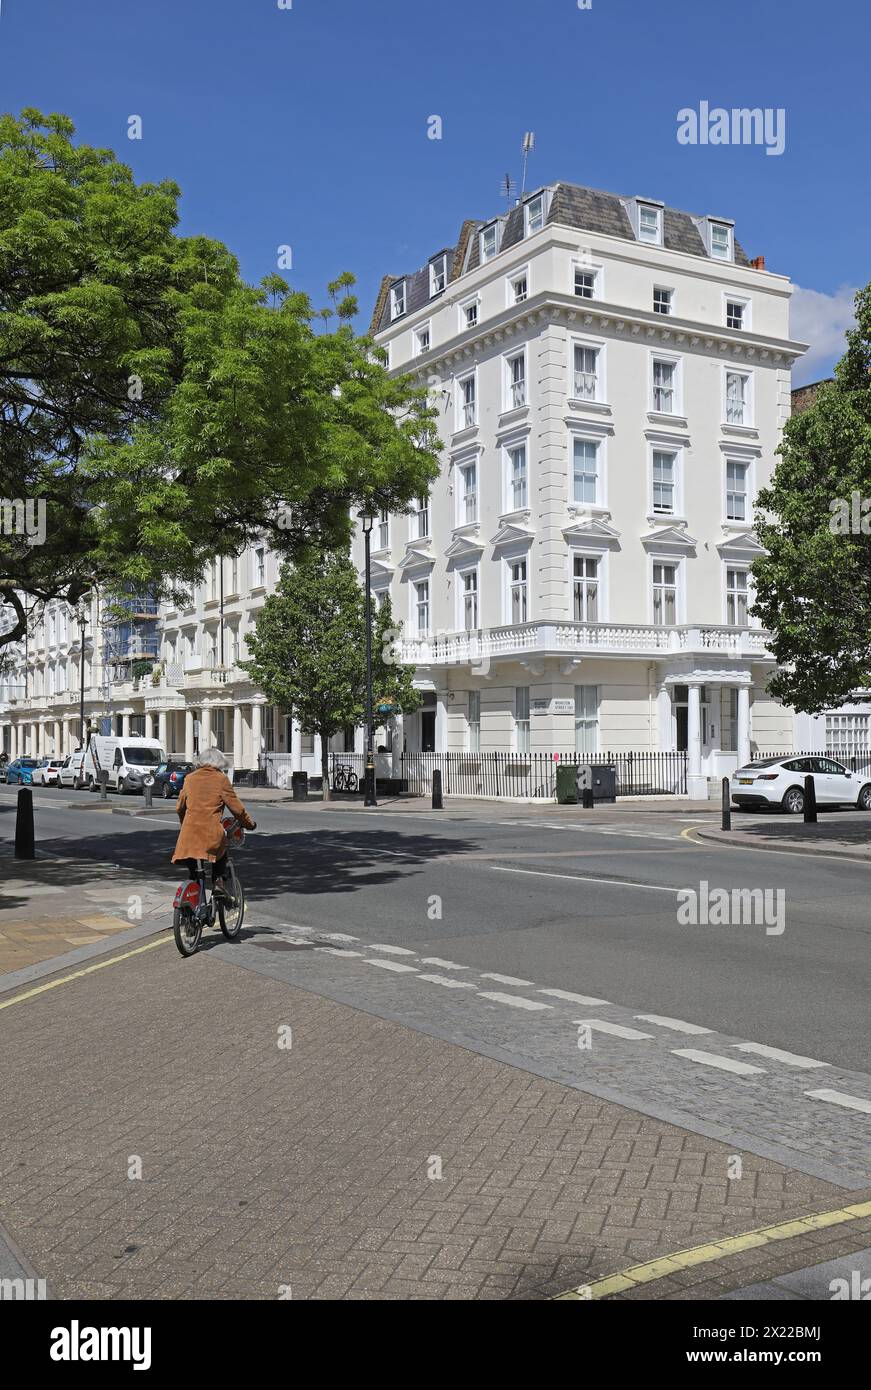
xmin=173 ymin=906 xmax=203 ymax=957
xmin=218 ymin=870 xmax=245 ymax=940
xmin=347 ymin=772 xmax=358 ymax=792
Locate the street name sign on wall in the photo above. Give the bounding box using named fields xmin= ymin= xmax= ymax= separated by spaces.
xmin=531 ymin=698 xmax=575 ymax=716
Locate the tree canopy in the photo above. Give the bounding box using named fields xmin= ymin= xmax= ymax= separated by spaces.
xmin=0 ymin=109 xmax=440 ymax=649
xmin=753 ymin=284 xmax=871 ymax=711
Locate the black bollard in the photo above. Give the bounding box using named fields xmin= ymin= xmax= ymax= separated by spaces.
xmin=14 ymin=787 xmax=35 ymax=860
xmin=803 ymin=774 xmax=817 ymax=824
xmin=581 ymin=787 xmax=594 ymax=809
xmin=721 ymin=776 xmax=731 ymax=830
xmin=432 ymin=768 xmax=443 ymax=810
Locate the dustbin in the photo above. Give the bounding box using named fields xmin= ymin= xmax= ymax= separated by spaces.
xmin=589 ymin=763 xmax=617 ymax=803
xmin=556 ymin=763 xmax=578 ymax=804
xmin=291 ymin=771 xmax=308 ymax=802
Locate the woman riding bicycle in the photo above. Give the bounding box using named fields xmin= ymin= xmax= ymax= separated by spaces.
xmin=171 ymin=747 xmax=256 ymax=897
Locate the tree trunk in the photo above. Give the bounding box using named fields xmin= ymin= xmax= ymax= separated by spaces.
xmin=321 ymin=734 xmax=331 ymax=802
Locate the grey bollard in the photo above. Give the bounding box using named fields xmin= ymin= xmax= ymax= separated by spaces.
xmin=14 ymin=787 xmax=35 ymax=859
xmin=432 ymin=768 xmax=443 ymax=810
xmin=143 ymin=779 xmax=153 ymax=808
xmin=803 ymin=774 xmax=817 ymax=823
xmin=721 ymin=776 xmax=731 ymax=830
xmin=99 ymin=769 xmax=109 ymax=800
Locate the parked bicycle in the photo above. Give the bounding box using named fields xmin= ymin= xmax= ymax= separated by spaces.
xmin=172 ymin=815 xmax=248 ymax=957
xmin=332 ymin=763 xmax=359 ymax=793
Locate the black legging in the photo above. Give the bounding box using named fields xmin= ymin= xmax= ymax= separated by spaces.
xmin=186 ymin=854 xmax=227 ymax=886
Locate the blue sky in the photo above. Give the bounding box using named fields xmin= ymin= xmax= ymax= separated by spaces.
xmin=2 ymin=0 xmax=867 ymax=383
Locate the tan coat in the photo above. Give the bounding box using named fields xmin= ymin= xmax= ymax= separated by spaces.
xmin=171 ymin=766 xmax=255 ymax=864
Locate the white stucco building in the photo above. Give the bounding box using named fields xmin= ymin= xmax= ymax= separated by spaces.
xmin=359 ymin=179 xmax=810 ymax=796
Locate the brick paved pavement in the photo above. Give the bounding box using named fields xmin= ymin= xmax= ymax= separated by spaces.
xmin=2 ymin=939 xmax=869 ymax=1301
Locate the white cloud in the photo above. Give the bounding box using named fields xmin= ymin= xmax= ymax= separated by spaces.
xmin=790 ymin=283 xmax=858 ymax=385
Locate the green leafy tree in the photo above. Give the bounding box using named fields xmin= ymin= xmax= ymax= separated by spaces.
xmin=753 ymin=285 xmax=871 ymax=711
xmin=1 ymin=109 xmax=440 ymax=649
xmin=241 ymin=550 xmax=420 ymax=798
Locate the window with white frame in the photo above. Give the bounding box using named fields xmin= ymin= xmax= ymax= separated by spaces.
xmin=638 ymin=204 xmax=662 ymax=244
xmin=652 ymin=358 xmax=677 ymax=414
xmin=574 ymin=266 xmax=598 ymax=299
xmin=524 ymin=194 xmax=545 ymax=236
xmin=461 ymin=569 xmax=479 ymax=630
xmin=573 ymin=556 xmax=599 ymax=623
xmin=253 ymin=545 xmax=266 ymax=587
xmin=429 ymin=255 xmax=447 ymax=297
xmin=652 ymin=562 xmax=677 ymax=625
xmin=415 ymin=494 xmax=430 ymax=539
xmin=726 ymin=567 xmax=749 ymax=626
xmin=506 ymin=352 xmax=526 ymax=409
xmin=377 ymin=508 xmax=390 ymax=550
xmin=230 ymin=555 xmax=239 ymax=593
xmin=726 ymin=459 xmax=750 ymax=521
xmin=726 ymin=298 xmax=746 ymax=330
xmin=414 ymin=579 xmax=430 ymax=636
xmin=506 ymin=444 xmax=527 ymax=511
xmin=263 ymin=705 xmax=275 ymax=752
xmin=467 ymin=690 xmax=481 ymax=753
xmin=826 ymin=712 xmax=870 ymax=759
xmin=509 ymin=559 xmax=528 ymax=624
xmin=514 ymin=686 xmax=530 ymax=753
xmin=652 ymin=449 xmax=677 ymax=515
xmin=574 ymin=685 xmax=599 ymax=755
xmin=461 ymin=297 xmax=479 ymax=329
xmin=710 ymin=222 xmax=733 ymax=260
xmin=653 ymin=286 xmax=673 ymax=315
xmin=390 ymin=280 xmax=406 ymax=319
xmin=414 ymin=322 xmax=431 ymax=356
xmin=572 ymin=438 xmax=600 ymax=505
xmin=573 ymin=343 xmax=599 ymax=401
xmin=510 ymin=270 xmax=528 ymax=304
xmin=458 ymin=461 xmax=477 ymax=524
xmin=458 ymin=373 xmax=477 ymax=429
xmin=480 ymin=224 xmax=498 ymax=262
xmin=725 ymin=370 xmax=750 ymax=426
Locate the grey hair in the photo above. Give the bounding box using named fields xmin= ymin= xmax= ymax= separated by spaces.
xmin=195 ymin=747 xmax=229 ymax=771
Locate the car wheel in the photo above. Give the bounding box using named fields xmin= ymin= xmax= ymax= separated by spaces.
xmin=782 ymin=786 xmax=805 ymax=815
xmin=857 ymin=785 xmax=871 ymax=811
xmin=162 ymin=782 xmax=171 ymax=799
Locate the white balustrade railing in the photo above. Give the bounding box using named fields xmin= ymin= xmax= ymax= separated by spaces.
xmin=397 ymin=622 xmax=772 ymax=665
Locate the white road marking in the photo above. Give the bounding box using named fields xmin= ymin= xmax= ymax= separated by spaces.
xmin=421 ymin=957 xmax=466 ymax=970
xmin=322 ymin=931 xmax=359 ymax=942
xmin=673 ymin=1049 xmax=764 ymax=1075
xmin=418 ymin=974 xmax=477 ymax=990
xmin=315 ymin=947 xmax=363 ymax=958
xmin=0 ymin=884 xmax=63 ymax=896
xmin=480 ymin=971 xmax=535 ymax=987
xmin=365 ymin=958 xmax=418 ymax=973
xmin=367 ymin=943 xmax=416 ymax=955
xmin=734 ymin=1043 xmax=829 ymax=1070
xmin=805 ymin=1089 xmax=871 ymax=1115
xmin=479 ymin=991 xmax=552 ymax=1012
xmin=574 ymin=1018 xmax=653 ymax=1041
xmin=492 ymin=866 xmax=680 ymax=893
xmin=636 ymin=1014 xmax=713 ymax=1035
xmin=539 ymin=988 xmax=611 ymax=1006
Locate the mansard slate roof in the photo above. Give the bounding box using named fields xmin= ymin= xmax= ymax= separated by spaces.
xmin=370 ymin=181 xmax=752 ymax=333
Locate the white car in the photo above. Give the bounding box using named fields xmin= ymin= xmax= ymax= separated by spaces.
xmin=34 ymin=758 xmax=66 ymax=786
xmin=57 ymin=750 xmax=88 ymax=790
xmin=731 ymin=755 xmax=871 ymax=814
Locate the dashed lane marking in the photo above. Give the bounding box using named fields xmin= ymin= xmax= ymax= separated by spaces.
xmin=418 ymin=974 xmax=477 ymax=990
xmin=367 ymin=943 xmax=416 ymax=956
xmin=734 ymin=1042 xmax=829 ymax=1070
xmin=673 ymin=1049 xmax=765 ymax=1076
xmin=478 ymin=991 xmax=552 ymax=1012
xmin=421 ymin=957 xmax=466 ymax=970
xmin=805 ymin=1088 xmax=871 ymax=1115
xmin=492 ymin=865 xmax=680 ymax=893
xmin=539 ymin=988 xmax=611 ymax=1006
xmin=364 ymin=958 xmax=418 ymax=974
xmin=635 ymin=1014 xmax=712 ymax=1035
xmin=575 ymin=1018 xmax=654 ymax=1041
xmin=480 ymin=971 xmax=535 ymax=987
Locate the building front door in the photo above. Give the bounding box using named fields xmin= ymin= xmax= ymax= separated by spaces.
xmin=421 ymin=711 xmax=436 ymax=753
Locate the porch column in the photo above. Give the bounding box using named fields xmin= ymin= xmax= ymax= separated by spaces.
xmin=737 ymin=685 xmax=751 ymax=768
xmin=37 ymin=721 xmax=46 ymax=757
xmin=656 ymin=687 xmax=672 ymax=751
xmin=291 ymin=718 xmax=302 ymax=771
xmin=158 ymin=711 xmax=167 ymax=752
xmin=31 ymin=721 xmax=38 ymax=756
xmin=200 ymin=705 xmax=211 ymax=749
xmin=435 ymin=689 xmax=448 ymax=753
xmin=143 ymin=712 xmax=154 ymax=740
xmin=687 ymin=683 xmax=706 ymax=800
xmin=122 ymin=713 xmax=131 ymax=738
xmin=184 ymin=708 xmax=195 ymax=763
xmin=391 ymin=714 xmax=404 ymax=775
xmin=233 ymin=705 xmax=243 ymax=771
xmin=250 ymin=703 xmax=262 ymax=765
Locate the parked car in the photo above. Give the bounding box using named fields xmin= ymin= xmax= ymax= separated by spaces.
xmin=57 ymin=750 xmax=88 ymax=790
xmin=34 ymin=757 xmax=66 ymax=786
xmin=731 ymin=755 xmax=871 ymax=813
xmin=153 ymin=760 xmax=194 ymax=799
xmin=5 ymin=757 xmax=39 ymax=785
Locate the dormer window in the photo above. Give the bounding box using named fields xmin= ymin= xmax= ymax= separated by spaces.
xmin=710 ymin=222 xmax=733 ymax=260
xmin=638 ymin=204 xmax=662 ymax=245
xmin=429 ymin=255 xmax=447 ymax=297
xmin=480 ymin=224 xmax=498 ymax=262
xmin=525 ymin=194 xmax=545 ymax=236
xmin=390 ymin=280 xmax=406 ymax=320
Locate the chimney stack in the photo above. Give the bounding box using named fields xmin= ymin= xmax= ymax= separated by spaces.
xmin=750 ymin=255 xmax=766 ymax=270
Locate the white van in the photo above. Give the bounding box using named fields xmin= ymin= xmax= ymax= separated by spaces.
xmin=83 ymin=735 xmax=166 ymax=794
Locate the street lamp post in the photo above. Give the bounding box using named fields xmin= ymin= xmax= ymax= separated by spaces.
xmin=78 ymin=606 xmax=87 ymax=748
xmin=361 ymin=510 xmax=377 ymax=808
